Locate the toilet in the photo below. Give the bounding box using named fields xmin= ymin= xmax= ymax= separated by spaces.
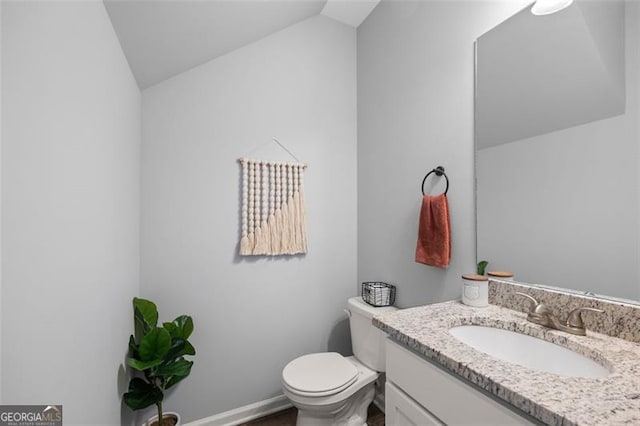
xmin=282 ymin=297 xmax=397 ymax=426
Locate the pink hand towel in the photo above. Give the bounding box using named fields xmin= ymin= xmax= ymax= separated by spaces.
xmin=415 ymin=193 xmax=451 ymax=268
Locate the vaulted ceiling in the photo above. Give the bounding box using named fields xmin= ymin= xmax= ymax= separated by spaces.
xmin=104 ymin=0 xmax=379 ymax=89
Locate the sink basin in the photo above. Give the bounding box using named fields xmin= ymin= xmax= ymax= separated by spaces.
xmin=449 ymin=325 xmax=610 ymax=378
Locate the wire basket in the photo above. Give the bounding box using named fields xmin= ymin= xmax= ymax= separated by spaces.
xmin=361 ymin=282 xmax=396 ymax=307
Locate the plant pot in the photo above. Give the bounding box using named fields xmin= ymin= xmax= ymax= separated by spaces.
xmin=143 ymin=412 xmax=181 ymax=426
xmin=461 ymin=274 xmax=489 ymax=307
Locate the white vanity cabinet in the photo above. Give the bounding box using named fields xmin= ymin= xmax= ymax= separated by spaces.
xmin=385 ymin=339 xmax=538 ymax=425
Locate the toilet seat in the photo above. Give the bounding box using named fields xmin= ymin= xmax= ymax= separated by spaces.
xmin=282 ymin=352 xmax=359 ymax=397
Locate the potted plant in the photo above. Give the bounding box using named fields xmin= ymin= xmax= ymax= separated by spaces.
xmin=461 ymin=261 xmax=490 ymax=307
xmin=476 ymin=260 xmax=488 ymax=276
xmin=124 ymin=297 xmax=196 ymax=426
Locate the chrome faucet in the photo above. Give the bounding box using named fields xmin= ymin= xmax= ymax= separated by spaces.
xmin=515 ymin=292 xmax=604 ymax=336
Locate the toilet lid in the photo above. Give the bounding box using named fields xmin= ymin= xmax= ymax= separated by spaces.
xmin=282 ymin=353 xmax=358 ymax=395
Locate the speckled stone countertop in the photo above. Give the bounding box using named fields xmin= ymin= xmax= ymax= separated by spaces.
xmin=374 ymin=301 xmax=640 ymax=426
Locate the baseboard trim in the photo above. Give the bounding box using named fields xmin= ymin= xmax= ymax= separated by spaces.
xmin=182 ymin=394 xmax=292 ymax=426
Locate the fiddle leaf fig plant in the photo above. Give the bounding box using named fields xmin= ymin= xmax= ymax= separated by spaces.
xmin=124 ymin=297 xmax=196 ymax=426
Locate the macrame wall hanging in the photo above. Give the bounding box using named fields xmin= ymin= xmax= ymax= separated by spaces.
xmin=238 ymin=150 xmax=308 ymax=256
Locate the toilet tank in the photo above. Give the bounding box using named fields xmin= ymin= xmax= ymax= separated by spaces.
xmin=347 ymin=296 xmax=398 ymax=372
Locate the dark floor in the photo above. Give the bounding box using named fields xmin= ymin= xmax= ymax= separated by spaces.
xmin=242 ymin=403 xmax=384 ymax=426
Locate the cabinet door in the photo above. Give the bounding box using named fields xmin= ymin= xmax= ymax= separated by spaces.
xmin=386 ymin=339 xmax=539 ymax=425
xmin=386 ymin=382 xmax=445 ymax=426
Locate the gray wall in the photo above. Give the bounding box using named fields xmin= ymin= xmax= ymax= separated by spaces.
xmin=1 ymin=1 xmax=140 ymax=424
xmin=357 ymin=0 xmax=528 ymax=308
xmin=141 ymin=15 xmax=357 ymax=423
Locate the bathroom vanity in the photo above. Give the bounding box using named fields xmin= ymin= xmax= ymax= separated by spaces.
xmin=385 ymin=339 xmax=537 ymax=425
xmin=374 ymin=283 xmax=640 ymax=426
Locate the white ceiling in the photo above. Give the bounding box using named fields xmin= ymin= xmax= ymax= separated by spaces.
xmin=321 ymin=0 xmax=380 ymax=28
xmin=104 ymin=0 xmax=379 ymax=90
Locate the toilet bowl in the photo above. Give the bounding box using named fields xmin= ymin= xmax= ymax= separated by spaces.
xmin=282 ymin=297 xmax=397 ymax=426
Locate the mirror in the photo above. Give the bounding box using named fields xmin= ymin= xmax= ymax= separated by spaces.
xmin=475 ymin=0 xmax=640 ymax=303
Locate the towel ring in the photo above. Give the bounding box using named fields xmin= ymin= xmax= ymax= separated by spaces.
xmin=421 ymin=166 xmax=449 ymax=195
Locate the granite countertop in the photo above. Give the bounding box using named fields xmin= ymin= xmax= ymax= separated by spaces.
xmin=374 ymin=301 xmax=640 ymax=426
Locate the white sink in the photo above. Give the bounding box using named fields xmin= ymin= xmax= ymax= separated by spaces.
xmin=449 ymin=325 xmax=611 ymax=379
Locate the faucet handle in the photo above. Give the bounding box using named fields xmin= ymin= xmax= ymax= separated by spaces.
xmin=515 ymin=292 xmax=550 ymax=313
xmin=515 ymin=292 xmax=553 ymax=326
xmin=515 ymin=292 xmax=539 ymax=310
xmin=566 ymin=307 xmax=605 ymax=329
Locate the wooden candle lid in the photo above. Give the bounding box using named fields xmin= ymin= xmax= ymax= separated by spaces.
xmin=462 ymin=274 xmax=488 ymax=281
xmin=487 ymin=270 xmax=514 ymax=278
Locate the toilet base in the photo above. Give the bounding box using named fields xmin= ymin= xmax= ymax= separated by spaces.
xmin=295 ymin=382 xmax=375 ymax=426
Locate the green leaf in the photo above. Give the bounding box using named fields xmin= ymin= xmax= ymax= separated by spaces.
xmin=128 ymin=335 xmax=139 ymax=358
xmin=133 ymin=298 xmax=158 ymax=344
xmin=164 ymin=338 xmax=186 ymax=360
xmin=477 ymin=260 xmax=489 ymax=275
xmin=123 ymin=378 xmax=163 ymax=410
xmin=163 ymin=315 xmax=194 ymax=340
xmin=134 ymin=298 xmax=159 ymax=326
xmin=155 ymin=358 xmax=193 ymax=377
xmin=163 ymin=322 xmax=177 ymax=336
xmin=159 ymin=337 xmax=195 ymax=363
xmin=165 ymin=360 xmax=194 ymax=390
xmin=183 ymin=341 xmax=196 ymax=356
xmin=139 ymin=328 xmax=171 ymax=362
xmin=127 ymin=357 xmax=164 ymax=371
